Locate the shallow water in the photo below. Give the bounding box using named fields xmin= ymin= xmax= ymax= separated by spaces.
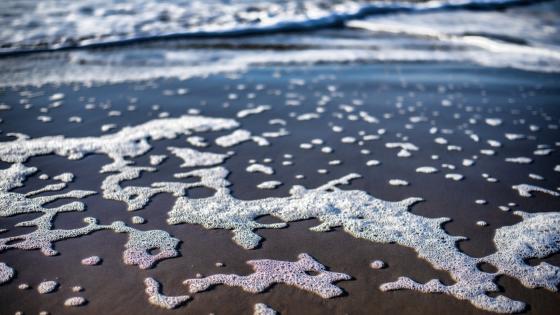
xmin=1 ymin=0 xmax=560 ymax=88
xmin=0 ymin=63 xmax=559 ymax=314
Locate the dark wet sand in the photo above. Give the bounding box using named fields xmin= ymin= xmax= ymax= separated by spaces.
xmin=0 ymin=63 xmax=559 ymax=314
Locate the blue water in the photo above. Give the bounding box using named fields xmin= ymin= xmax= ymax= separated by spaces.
xmin=0 ymin=0 xmax=559 ymax=86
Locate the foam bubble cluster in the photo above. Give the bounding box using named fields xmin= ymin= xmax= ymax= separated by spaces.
xmin=512 ymin=184 xmax=559 ymax=198
xmin=184 ymin=253 xmax=351 ymax=298
xmin=483 ymin=211 xmax=560 ymax=291
xmin=81 ymin=256 xmax=101 ymax=266
xmin=37 ymin=281 xmax=58 ymax=294
xmin=370 ymin=260 xmax=385 ymax=270
xmin=215 ymin=130 xmax=252 ymax=147
xmin=254 ymin=303 xmax=277 ymax=315
xmin=169 ymin=171 xmax=560 ymax=313
xmin=257 ymin=181 xmax=283 ymax=190
xmin=246 ymin=164 xmax=274 ymax=175
xmin=168 ymin=147 xmax=231 ymax=168
xmin=144 ymin=277 xmax=190 ymax=309
xmin=0 ymin=115 xmax=238 ymax=164
xmin=63 ymin=297 xmax=87 ymax=307
xmin=0 ymin=262 xmax=14 ymax=284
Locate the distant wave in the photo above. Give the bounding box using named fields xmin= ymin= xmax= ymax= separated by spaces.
xmin=0 ymin=0 xmax=545 ymax=56
xmin=347 ymin=19 xmax=560 ymax=60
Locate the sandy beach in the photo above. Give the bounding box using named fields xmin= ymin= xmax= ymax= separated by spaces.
xmin=1 ymin=62 xmax=559 ymax=314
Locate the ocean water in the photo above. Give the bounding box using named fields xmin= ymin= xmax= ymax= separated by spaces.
xmin=0 ymin=0 xmax=559 ymax=86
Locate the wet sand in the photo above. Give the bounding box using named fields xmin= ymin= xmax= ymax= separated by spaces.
xmin=0 ymin=63 xmax=559 ymax=314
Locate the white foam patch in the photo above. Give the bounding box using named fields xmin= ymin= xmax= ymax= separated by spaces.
xmin=385 ymin=142 xmax=418 ymax=158
xmin=168 ymin=170 xmax=557 ymax=312
xmin=168 ymin=147 xmax=231 ymax=168
xmin=370 ymin=260 xmax=386 ymax=270
xmin=184 ymin=253 xmax=351 ymax=299
xmin=505 ymin=157 xmax=533 ymax=164
xmin=237 ymin=105 xmax=271 ymax=118
xmin=366 ymin=160 xmax=381 ymax=166
xmin=53 ymin=172 xmax=74 ymax=182
xmin=534 ymin=148 xmax=554 ymax=156
xmin=416 ymin=167 xmax=438 ymax=174
xmin=512 ymin=184 xmax=559 ymax=198
xmin=483 ymin=211 xmax=560 ymax=291
xmin=445 ymin=173 xmax=464 ymax=181
xmin=246 ymin=164 xmax=274 ymax=175
xmin=63 ymin=297 xmax=87 ymax=307
xmin=81 ymin=256 xmax=101 ymax=266
xmin=529 ymin=174 xmax=544 ymax=181
xmin=38 ymin=280 xmax=58 ymax=294
xmin=485 ymin=118 xmax=503 ymax=126
xmin=462 ymin=159 xmax=475 ymax=167
xmin=254 ymin=303 xmax=277 ymax=315
xmin=505 ymin=133 xmax=525 ymax=141
xmin=389 ymin=179 xmax=409 ymax=186
xmin=149 ymin=155 xmax=167 ymax=166
xmin=0 ymin=262 xmax=14 ymax=284
xmin=144 ymin=277 xmax=190 ymax=309
xmin=0 ymin=163 xmax=181 ymax=269
xmin=215 ymin=130 xmax=252 ymax=147
xmin=257 ymin=181 xmax=283 ymax=190
xmin=186 ymin=136 xmax=208 ymax=148
xmin=0 ymin=115 xmax=238 ymax=164
xmin=132 ymin=216 xmax=145 ymax=224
